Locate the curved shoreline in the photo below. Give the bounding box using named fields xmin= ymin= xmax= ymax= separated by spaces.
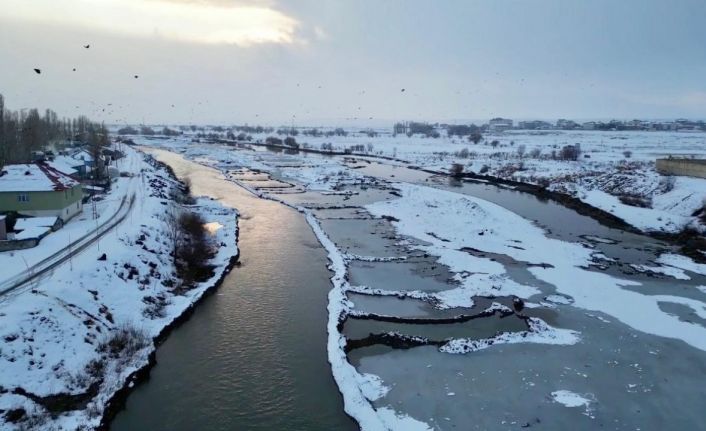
xmin=97 ymin=156 xmax=242 ymax=430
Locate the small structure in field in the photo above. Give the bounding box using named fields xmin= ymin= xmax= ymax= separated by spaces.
xmin=656 ymin=158 xmax=706 ymax=179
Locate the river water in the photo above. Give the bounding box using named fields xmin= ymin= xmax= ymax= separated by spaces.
xmin=111 ymin=150 xmax=357 ymax=431
xmin=112 ymin=146 xmax=706 ymax=431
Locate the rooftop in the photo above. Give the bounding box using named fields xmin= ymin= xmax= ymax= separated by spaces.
xmin=0 ymin=163 xmax=80 ymax=192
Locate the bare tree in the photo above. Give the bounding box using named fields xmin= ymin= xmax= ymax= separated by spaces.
xmin=164 ymin=206 xmax=182 ymax=265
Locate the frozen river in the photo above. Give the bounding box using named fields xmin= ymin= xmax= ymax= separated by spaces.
xmin=112 ymin=145 xmax=706 ymax=430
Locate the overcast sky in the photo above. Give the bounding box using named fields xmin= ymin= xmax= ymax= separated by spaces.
xmin=1 ymin=0 xmax=705 ymax=125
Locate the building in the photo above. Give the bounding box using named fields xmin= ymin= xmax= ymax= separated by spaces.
xmin=0 ymin=163 xmax=83 ymax=222
xmin=488 ymin=118 xmax=513 ymax=132
xmin=556 ymin=119 xmax=579 ymax=130
xmin=70 ymin=149 xmax=95 ymax=178
xmin=518 ymin=120 xmax=552 ymax=130
xmin=47 ymin=155 xmax=83 ymax=179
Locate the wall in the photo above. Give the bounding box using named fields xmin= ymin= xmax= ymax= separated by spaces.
xmin=0 ymin=237 xmax=40 ymax=251
xmin=656 ymin=159 xmax=706 ymax=179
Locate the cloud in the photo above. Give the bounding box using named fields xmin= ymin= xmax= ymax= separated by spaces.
xmin=1 ymin=0 xmax=299 ymax=46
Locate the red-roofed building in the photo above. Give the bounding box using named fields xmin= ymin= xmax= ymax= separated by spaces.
xmin=0 ymin=162 xmax=83 ymax=221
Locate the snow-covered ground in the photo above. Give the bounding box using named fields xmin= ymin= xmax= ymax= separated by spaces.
xmin=121 ymin=127 xmax=706 ymax=234
xmin=297 ymin=129 xmax=706 ymax=234
xmin=0 ymin=146 xmax=238 ymax=430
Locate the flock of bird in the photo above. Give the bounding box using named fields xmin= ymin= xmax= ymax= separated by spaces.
xmin=30 ymin=44 xmax=424 ymax=124
xmin=33 ymin=44 xmax=138 ymax=79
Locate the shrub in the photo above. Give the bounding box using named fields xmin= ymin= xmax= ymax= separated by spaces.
xmin=450 ymin=163 xmax=464 ymax=177
xmin=118 ymin=126 xmax=138 ymax=135
xmin=623 ymin=150 xmax=633 ymax=158
xmin=265 ymin=136 xmax=283 ymax=146
xmin=618 ymin=194 xmax=651 ymax=208
xmin=479 ymin=165 xmax=490 ymax=174
xmin=140 ymin=126 xmax=155 ymax=136
xmin=559 ymin=143 xmax=581 ymax=161
xmin=454 ymin=148 xmax=470 ymax=158
xmin=176 ymin=211 xmax=214 ymax=285
xmin=469 ymin=132 xmax=483 ymax=144
xmin=659 ymin=175 xmax=676 ymax=193
xmin=98 ymin=323 xmax=149 ymax=359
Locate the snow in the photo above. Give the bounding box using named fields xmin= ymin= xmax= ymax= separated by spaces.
xmin=13 ymin=226 xmax=51 ymax=240
xmin=0 ymin=163 xmax=79 ymax=192
xmin=545 ymin=294 xmax=573 ymax=305
xmin=657 ymin=253 xmax=706 ymax=276
xmin=14 ymin=217 xmax=58 ymax=230
xmin=441 ymin=318 xmax=580 ymax=354
xmin=581 ymin=189 xmax=689 ymax=233
xmin=356 ymin=373 xmax=390 ymax=402
xmin=366 ymin=184 xmax=541 ymax=307
xmin=0 ymin=146 xmax=238 ymax=430
xmin=367 ymin=182 xmax=706 ymax=351
xmin=376 ymin=408 xmax=434 ymax=431
xmin=551 ymin=390 xmax=592 ymax=408
xmin=48 ymin=156 xmax=81 ymax=177
xmin=630 ymin=263 xmax=691 ymax=280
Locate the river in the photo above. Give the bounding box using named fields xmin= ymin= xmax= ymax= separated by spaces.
xmin=111 ymin=149 xmax=357 ymax=431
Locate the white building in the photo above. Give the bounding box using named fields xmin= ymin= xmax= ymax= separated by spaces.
xmin=488 ymin=118 xmax=513 ymax=132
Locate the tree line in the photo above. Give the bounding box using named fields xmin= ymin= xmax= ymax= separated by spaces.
xmin=0 ymin=94 xmax=108 ymax=167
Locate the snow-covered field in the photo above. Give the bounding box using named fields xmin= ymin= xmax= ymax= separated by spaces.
xmin=131 ymin=127 xmax=706 ymax=235
xmin=0 ymin=146 xmax=238 ymax=430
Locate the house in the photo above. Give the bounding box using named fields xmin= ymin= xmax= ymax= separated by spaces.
xmin=518 ymin=120 xmax=552 ymax=130
xmin=47 ymin=155 xmax=83 ymax=179
xmin=70 ymin=149 xmax=95 ymax=178
xmin=0 ymin=163 xmax=83 ymax=222
xmin=488 ymin=118 xmax=513 ymax=132
xmin=556 ymin=119 xmax=579 ymax=130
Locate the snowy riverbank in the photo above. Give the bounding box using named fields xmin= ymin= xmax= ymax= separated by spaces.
xmin=0 ymin=146 xmax=239 ymax=430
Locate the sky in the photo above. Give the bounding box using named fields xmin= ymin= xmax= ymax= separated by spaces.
xmin=1 ymin=0 xmax=705 ymax=126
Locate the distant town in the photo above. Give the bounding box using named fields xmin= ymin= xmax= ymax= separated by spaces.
xmin=395 ymin=117 xmax=706 ymax=136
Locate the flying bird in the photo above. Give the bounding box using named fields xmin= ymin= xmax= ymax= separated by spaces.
xmin=84 ymin=44 xmax=90 ymax=49
xmin=134 ymin=75 xmax=139 ymax=79
xmin=400 ymin=88 xmax=405 ymax=92
xmin=34 ymin=68 xmax=41 ymax=74
xmin=72 ymin=68 xmax=76 ymax=72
